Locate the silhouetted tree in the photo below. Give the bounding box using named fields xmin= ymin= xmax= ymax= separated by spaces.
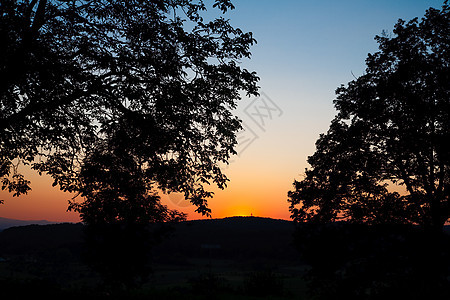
xmin=288 ymin=2 xmax=449 ymax=231
xmin=69 ymin=136 xmax=186 ymax=224
xmin=68 ymin=129 xmax=186 ymax=290
xmin=293 ymin=223 xmax=450 ymax=300
xmin=0 ymin=0 xmax=259 ymax=214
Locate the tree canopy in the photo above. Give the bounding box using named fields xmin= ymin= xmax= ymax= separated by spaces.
xmin=288 ymin=2 xmax=449 ymax=231
xmin=0 ymin=0 xmax=259 ymax=218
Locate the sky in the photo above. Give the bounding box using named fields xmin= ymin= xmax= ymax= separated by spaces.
xmin=0 ymin=0 xmax=445 ymax=222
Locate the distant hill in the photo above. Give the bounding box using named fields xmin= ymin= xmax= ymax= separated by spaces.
xmin=154 ymin=216 xmax=298 ymax=263
xmin=0 ymin=223 xmax=85 ymax=257
xmin=0 ymin=217 xmax=58 ymax=231
xmin=0 ymin=216 xmax=298 ymax=262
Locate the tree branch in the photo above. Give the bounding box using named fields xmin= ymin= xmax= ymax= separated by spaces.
xmin=31 ymin=0 xmax=48 ymax=35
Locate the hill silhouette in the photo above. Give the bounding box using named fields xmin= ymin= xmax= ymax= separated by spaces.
xmin=0 ymin=222 xmax=84 ymax=256
xmin=154 ymin=216 xmax=297 ymax=262
xmin=0 ymin=217 xmax=57 ymax=231
xmin=0 ymin=216 xmax=297 ymax=262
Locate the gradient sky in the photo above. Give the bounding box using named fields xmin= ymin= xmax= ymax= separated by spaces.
xmin=0 ymin=0 xmax=445 ymax=222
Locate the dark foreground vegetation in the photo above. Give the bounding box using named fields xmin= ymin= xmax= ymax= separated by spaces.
xmin=1 ymin=217 xmax=450 ymax=299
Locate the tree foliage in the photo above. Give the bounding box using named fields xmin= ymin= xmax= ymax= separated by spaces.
xmin=0 ymin=0 xmax=259 ymax=217
xmin=288 ymin=3 xmax=449 ymax=230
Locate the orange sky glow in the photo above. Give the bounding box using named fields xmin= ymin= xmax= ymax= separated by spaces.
xmin=0 ymin=163 xmax=294 ymax=222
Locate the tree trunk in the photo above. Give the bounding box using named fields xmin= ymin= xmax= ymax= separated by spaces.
xmin=429 ymin=195 xmax=445 ymax=234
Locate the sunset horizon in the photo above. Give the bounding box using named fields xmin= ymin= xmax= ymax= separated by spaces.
xmin=1 ymin=0 xmax=444 ymax=224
